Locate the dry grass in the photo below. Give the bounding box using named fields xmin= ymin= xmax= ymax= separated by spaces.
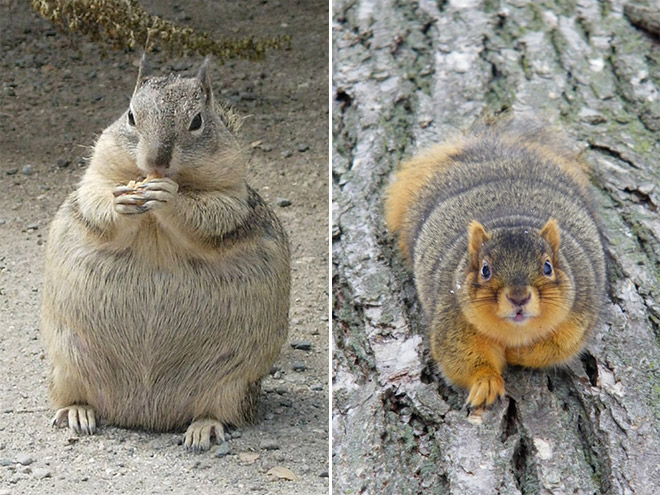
xmin=31 ymin=0 xmax=290 ymax=61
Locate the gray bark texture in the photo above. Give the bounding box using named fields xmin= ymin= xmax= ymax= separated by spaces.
xmin=332 ymin=1 xmax=660 ymax=494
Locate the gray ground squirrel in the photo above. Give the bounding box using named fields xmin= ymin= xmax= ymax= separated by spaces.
xmin=41 ymin=57 xmax=290 ymax=451
xmin=384 ymin=119 xmax=606 ymax=408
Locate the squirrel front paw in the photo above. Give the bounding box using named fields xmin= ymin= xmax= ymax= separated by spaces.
xmin=112 ymin=177 xmax=179 ymax=215
xmin=466 ymin=373 xmax=505 ymax=408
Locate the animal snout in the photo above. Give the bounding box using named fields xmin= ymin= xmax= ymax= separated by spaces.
xmin=146 ymin=146 xmax=173 ymax=169
xmin=507 ymin=292 xmax=531 ymax=307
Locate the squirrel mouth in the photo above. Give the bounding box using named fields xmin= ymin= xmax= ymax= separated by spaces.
xmin=511 ymin=310 xmax=527 ymax=323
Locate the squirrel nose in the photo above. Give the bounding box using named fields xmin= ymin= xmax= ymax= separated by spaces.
xmin=146 ymin=146 xmax=172 ymax=169
xmin=507 ymin=292 xmax=531 ymax=307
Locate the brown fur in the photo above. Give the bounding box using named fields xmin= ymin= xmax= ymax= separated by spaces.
xmin=384 ymin=119 xmax=606 ymax=408
xmin=41 ymin=58 xmax=290 ymax=451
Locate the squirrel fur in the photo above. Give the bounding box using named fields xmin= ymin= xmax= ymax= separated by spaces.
xmin=40 ymin=57 xmax=290 ymax=451
xmin=384 ymin=120 xmax=606 ymax=408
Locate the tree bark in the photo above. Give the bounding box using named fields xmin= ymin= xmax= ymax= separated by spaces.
xmin=332 ymin=1 xmax=660 ymax=494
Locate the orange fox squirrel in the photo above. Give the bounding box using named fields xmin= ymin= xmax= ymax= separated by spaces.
xmin=384 ymin=120 xmax=606 ymax=408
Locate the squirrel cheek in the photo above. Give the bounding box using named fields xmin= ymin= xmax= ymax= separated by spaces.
xmin=462 ymin=288 xmax=500 ymax=329
xmin=536 ymin=283 xmax=572 ymax=327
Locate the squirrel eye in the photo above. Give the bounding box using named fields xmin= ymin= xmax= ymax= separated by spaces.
xmin=127 ymin=110 xmax=136 ymax=127
xmin=480 ymin=261 xmax=491 ymax=280
xmin=189 ymin=113 xmax=203 ymax=131
xmin=543 ymin=260 xmax=553 ymax=276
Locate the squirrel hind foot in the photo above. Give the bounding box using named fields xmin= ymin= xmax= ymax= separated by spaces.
xmin=183 ymin=418 xmax=226 ymax=453
xmin=52 ymin=405 xmax=97 ymax=435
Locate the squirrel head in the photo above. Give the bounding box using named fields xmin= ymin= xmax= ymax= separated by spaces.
xmin=114 ymin=56 xmax=245 ymax=188
xmin=459 ymin=218 xmax=574 ymax=346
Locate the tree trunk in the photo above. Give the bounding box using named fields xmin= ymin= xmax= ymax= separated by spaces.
xmin=332 ymin=1 xmax=660 ymax=493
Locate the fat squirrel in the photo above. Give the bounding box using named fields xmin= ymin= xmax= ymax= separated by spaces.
xmin=40 ymin=57 xmax=290 ymax=451
xmin=384 ymin=120 xmax=606 ymax=408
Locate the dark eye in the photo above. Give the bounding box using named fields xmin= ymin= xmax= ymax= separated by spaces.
xmin=127 ymin=110 xmax=135 ymax=126
xmin=543 ymin=260 xmax=553 ymax=276
xmin=189 ymin=113 xmax=202 ymax=131
xmin=480 ymin=261 xmax=491 ymax=280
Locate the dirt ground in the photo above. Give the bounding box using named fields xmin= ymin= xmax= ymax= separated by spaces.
xmin=0 ymin=1 xmax=328 ymax=493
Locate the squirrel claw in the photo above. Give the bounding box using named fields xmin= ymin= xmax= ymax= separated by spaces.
xmin=466 ymin=374 xmax=505 ymax=409
xmin=112 ymin=185 xmax=138 ymax=197
xmin=52 ymin=405 xmax=97 ymax=435
xmin=140 ymin=177 xmax=179 ymax=195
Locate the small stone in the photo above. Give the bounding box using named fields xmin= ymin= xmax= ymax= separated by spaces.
xmin=266 ymin=466 xmax=298 ymax=481
xmin=259 ymin=439 xmax=280 ymax=451
xmin=26 ymin=224 xmax=38 ymax=231
xmin=6 ymin=168 xmax=18 ymax=176
xmin=56 ymin=159 xmax=70 ymax=168
xmin=33 ymin=468 xmax=51 ymax=479
xmin=292 ymin=361 xmax=306 ymax=372
xmin=290 ymin=340 xmax=312 ymax=351
xmin=265 ymin=412 xmax=275 ymax=420
xmin=269 ymin=365 xmax=281 ymax=375
xmin=213 ymin=442 xmax=231 ymax=457
xmin=9 ymin=474 xmax=23 ymax=484
xmin=238 ymin=452 xmax=260 ymax=464
xmin=261 ymin=144 xmax=274 ymax=152
xmin=0 ymin=459 xmax=12 ymax=466
xmin=296 ymin=143 xmax=309 ymax=152
xmin=16 ymin=454 xmax=34 ymax=466
xmin=276 ymin=198 xmax=292 ymax=207
xmin=311 ymin=384 xmax=323 ymax=391
xmin=231 ymin=430 xmax=242 ymax=439
xmin=21 ymin=165 xmax=33 ymax=176
xmin=319 ymin=470 xmax=329 ymax=478
xmin=281 ymin=150 xmax=293 ymax=158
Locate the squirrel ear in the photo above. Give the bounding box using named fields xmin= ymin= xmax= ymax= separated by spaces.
xmin=196 ymin=56 xmax=214 ymax=105
xmin=468 ymin=220 xmax=490 ymax=269
xmin=539 ymin=218 xmax=561 ymax=256
xmin=133 ymin=54 xmax=151 ymax=95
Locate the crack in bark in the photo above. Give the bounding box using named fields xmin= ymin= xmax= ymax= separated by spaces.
xmin=576 ymin=413 xmax=614 ymax=494
xmin=332 ymin=281 xmax=375 ymax=381
xmin=580 ymin=351 xmax=599 ymax=387
xmin=512 ymin=436 xmax=538 ymax=495
xmin=478 ymin=17 xmax=516 ymax=114
xmin=588 ymin=143 xmax=641 ymax=170
xmin=501 ymin=398 xmax=519 ymax=443
xmin=624 ymin=4 xmax=660 ymax=38
xmin=616 ymin=209 xmax=660 ymax=279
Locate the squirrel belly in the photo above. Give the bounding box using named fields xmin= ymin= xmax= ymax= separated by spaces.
xmin=40 ymin=57 xmax=290 ymax=451
xmin=384 ymin=120 xmax=606 ymax=408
